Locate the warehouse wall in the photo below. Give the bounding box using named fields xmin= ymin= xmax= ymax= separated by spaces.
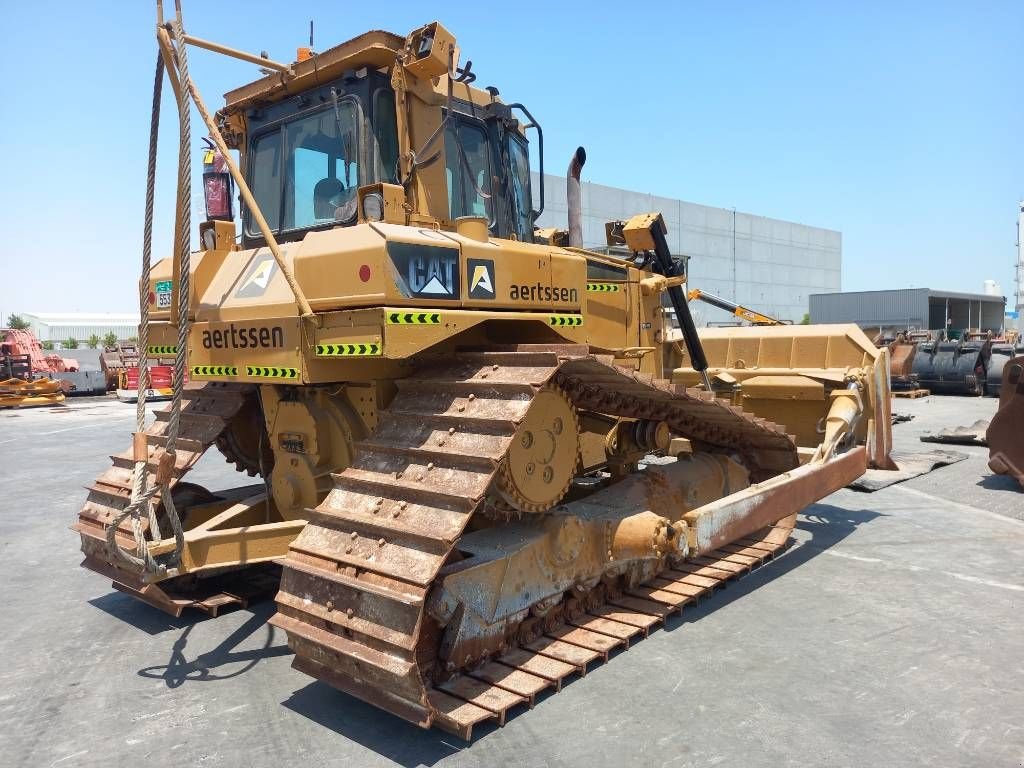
xmin=21 ymin=313 xmax=139 ymax=344
xmin=810 ymin=290 xmax=1005 ymax=332
xmin=533 ymin=173 xmax=841 ymax=324
xmin=810 ymin=288 xmax=930 ymax=328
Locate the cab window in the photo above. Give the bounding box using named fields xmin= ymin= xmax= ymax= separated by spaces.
xmin=507 ymin=135 xmax=532 ymax=240
xmin=247 ymin=99 xmax=360 ymax=236
xmin=372 ymin=89 xmax=399 ymax=183
xmin=445 ymin=121 xmax=493 ymax=224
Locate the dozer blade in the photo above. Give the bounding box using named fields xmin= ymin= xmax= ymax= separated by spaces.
xmin=987 ymin=355 xmax=1024 ymax=489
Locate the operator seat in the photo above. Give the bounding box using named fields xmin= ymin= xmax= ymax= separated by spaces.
xmin=313 ymin=177 xmax=344 ymax=219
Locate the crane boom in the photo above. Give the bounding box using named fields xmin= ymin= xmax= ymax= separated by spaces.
xmin=687 ymin=288 xmax=787 ymax=326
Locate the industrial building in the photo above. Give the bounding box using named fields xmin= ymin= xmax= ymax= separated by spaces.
xmin=808 ymin=288 xmax=1006 ymax=334
xmin=533 ymin=173 xmax=842 ymax=324
xmin=20 ymin=312 xmax=140 ymax=345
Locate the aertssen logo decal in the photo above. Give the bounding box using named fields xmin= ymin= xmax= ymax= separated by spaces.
xmin=235 ymin=252 xmax=277 ymax=299
xmin=467 ymin=258 xmax=495 ymax=299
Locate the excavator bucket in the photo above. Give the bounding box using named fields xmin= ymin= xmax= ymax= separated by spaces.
xmin=911 ymin=334 xmax=991 ymax=396
xmin=987 ymin=355 xmax=1024 ymax=489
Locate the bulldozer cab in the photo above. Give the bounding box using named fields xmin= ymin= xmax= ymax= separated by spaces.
xmin=224 ymin=25 xmax=539 ymax=250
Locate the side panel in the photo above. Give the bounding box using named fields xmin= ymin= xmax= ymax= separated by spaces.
xmin=188 ymin=317 xmax=303 ymax=382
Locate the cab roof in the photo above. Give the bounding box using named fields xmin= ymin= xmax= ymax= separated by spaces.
xmin=222 ymin=29 xmax=405 ymax=115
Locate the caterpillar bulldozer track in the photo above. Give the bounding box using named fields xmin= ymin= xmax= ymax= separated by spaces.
xmin=75 ymin=5 xmax=894 ymax=737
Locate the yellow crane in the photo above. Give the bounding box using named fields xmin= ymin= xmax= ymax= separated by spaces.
xmin=687 ymin=288 xmax=788 ymax=326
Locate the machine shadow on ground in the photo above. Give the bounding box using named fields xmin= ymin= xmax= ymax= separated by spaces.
xmin=88 ymin=590 xmax=210 ymax=635
xmin=279 ymin=501 xmax=882 ymax=764
xmin=667 ymin=502 xmax=884 ymax=630
xmin=134 ymin=600 xmax=290 ymax=688
xmin=976 ymin=473 xmax=1022 ymax=493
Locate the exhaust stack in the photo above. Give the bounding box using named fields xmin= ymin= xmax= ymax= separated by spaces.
xmin=567 ymin=146 xmax=586 ymax=247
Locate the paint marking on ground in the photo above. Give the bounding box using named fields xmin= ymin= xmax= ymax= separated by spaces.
xmin=892 ymin=484 xmax=1024 ymax=527
xmin=820 ymin=550 xmax=1024 ymax=593
xmin=941 ymin=571 xmax=1024 ymax=593
xmin=0 ymin=419 xmax=133 ymax=445
xmin=819 ymin=550 xmax=884 ymax=564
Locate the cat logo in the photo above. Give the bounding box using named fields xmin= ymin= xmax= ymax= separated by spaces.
xmin=235 ymin=253 xmax=277 ymax=298
xmin=467 ymin=258 xmax=495 ymax=300
xmin=387 ymin=242 xmax=461 ymax=299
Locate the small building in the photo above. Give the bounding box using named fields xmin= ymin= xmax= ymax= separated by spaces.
xmin=21 ymin=312 xmax=140 ymax=346
xmin=808 ymin=289 xmax=1006 ymax=334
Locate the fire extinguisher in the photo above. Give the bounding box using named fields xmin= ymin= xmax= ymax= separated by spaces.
xmin=202 ymin=138 xmax=234 ymax=222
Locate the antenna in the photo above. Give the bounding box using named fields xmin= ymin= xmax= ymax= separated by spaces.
xmin=1017 ymin=200 xmax=1024 ymax=320
xmin=309 ymin=20 xmax=314 ymax=51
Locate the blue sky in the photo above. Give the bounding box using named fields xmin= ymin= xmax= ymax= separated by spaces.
xmin=0 ymin=0 xmax=1020 ymax=318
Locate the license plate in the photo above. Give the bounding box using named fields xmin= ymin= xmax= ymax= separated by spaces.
xmin=156 ymin=291 xmax=172 ymax=308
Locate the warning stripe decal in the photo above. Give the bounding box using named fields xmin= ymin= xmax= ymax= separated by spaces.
xmin=548 ymin=315 xmax=583 ymax=327
xmin=189 ymin=365 xmax=238 ymax=377
xmin=147 ymin=345 xmax=178 ymax=355
xmin=387 ymin=312 xmax=441 ymax=325
xmin=586 ymin=283 xmax=621 ymax=292
xmin=245 ymin=366 xmax=300 ymax=379
xmin=315 ymin=343 xmax=382 ymax=357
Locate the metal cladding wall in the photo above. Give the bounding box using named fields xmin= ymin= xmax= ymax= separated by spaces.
xmin=809 ymin=288 xmax=930 ymax=328
xmin=809 ymin=289 xmax=1006 ymax=332
xmin=21 ymin=313 xmax=140 ymax=344
xmin=533 ymin=173 xmax=841 ymax=324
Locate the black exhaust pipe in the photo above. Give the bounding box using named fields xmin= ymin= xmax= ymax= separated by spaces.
xmin=567 ymin=147 xmax=586 ymax=247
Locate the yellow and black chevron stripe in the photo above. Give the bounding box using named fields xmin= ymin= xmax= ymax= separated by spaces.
xmin=387 ymin=311 xmax=441 ymax=325
xmin=190 ymin=365 xmax=238 ymax=377
xmin=246 ymin=366 xmax=299 ymax=379
xmin=147 ymin=345 xmax=177 ymax=355
xmin=586 ymin=282 xmax=621 ymax=293
xmin=315 ymin=343 xmax=382 ymax=357
xmin=548 ymin=314 xmax=583 ymax=327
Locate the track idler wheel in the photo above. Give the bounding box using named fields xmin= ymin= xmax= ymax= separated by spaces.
xmin=496 ymin=387 xmax=579 ymax=513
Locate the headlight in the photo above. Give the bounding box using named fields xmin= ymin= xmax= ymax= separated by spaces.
xmin=362 ymin=192 xmax=384 ymax=222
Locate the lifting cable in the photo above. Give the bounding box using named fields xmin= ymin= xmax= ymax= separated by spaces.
xmin=105 ymin=6 xmax=197 ymax=576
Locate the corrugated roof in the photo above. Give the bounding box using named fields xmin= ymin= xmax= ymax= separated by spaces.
xmin=24 ymin=312 xmax=140 ymax=324
xmin=809 ymin=288 xmax=1003 ymax=303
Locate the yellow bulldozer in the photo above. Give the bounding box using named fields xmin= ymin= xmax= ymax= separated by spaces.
xmin=75 ymin=4 xmax=894 ymax=738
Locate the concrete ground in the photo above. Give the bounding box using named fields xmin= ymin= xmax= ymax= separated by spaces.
xmin=0 ymin=393 xmax=1020 ymax=768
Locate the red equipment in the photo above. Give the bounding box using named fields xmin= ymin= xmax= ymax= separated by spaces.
xmin=1 ymin=328 xmax=79 ymax=375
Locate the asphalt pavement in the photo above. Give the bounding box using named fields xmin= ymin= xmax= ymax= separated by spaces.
xmin=0 ymin=393 xmax=1020 ymax=767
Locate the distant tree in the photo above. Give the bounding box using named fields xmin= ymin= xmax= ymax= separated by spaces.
xmin=65 ymin=337 xmax=79 ymax=349
xmin=103 ymin=332 xmax=118 ymax=348
xmin=6 ymin=314 xmax=30 ymax=330
xmin=127 ymin=336 xmax=139 ymax=344
xmin=87 ymin=334 xmax=101 ymax=349
xmin=800 ymin=313 xmax=811 ymax=325
xmin=41 ymin=340 xmax=54 ymax=350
